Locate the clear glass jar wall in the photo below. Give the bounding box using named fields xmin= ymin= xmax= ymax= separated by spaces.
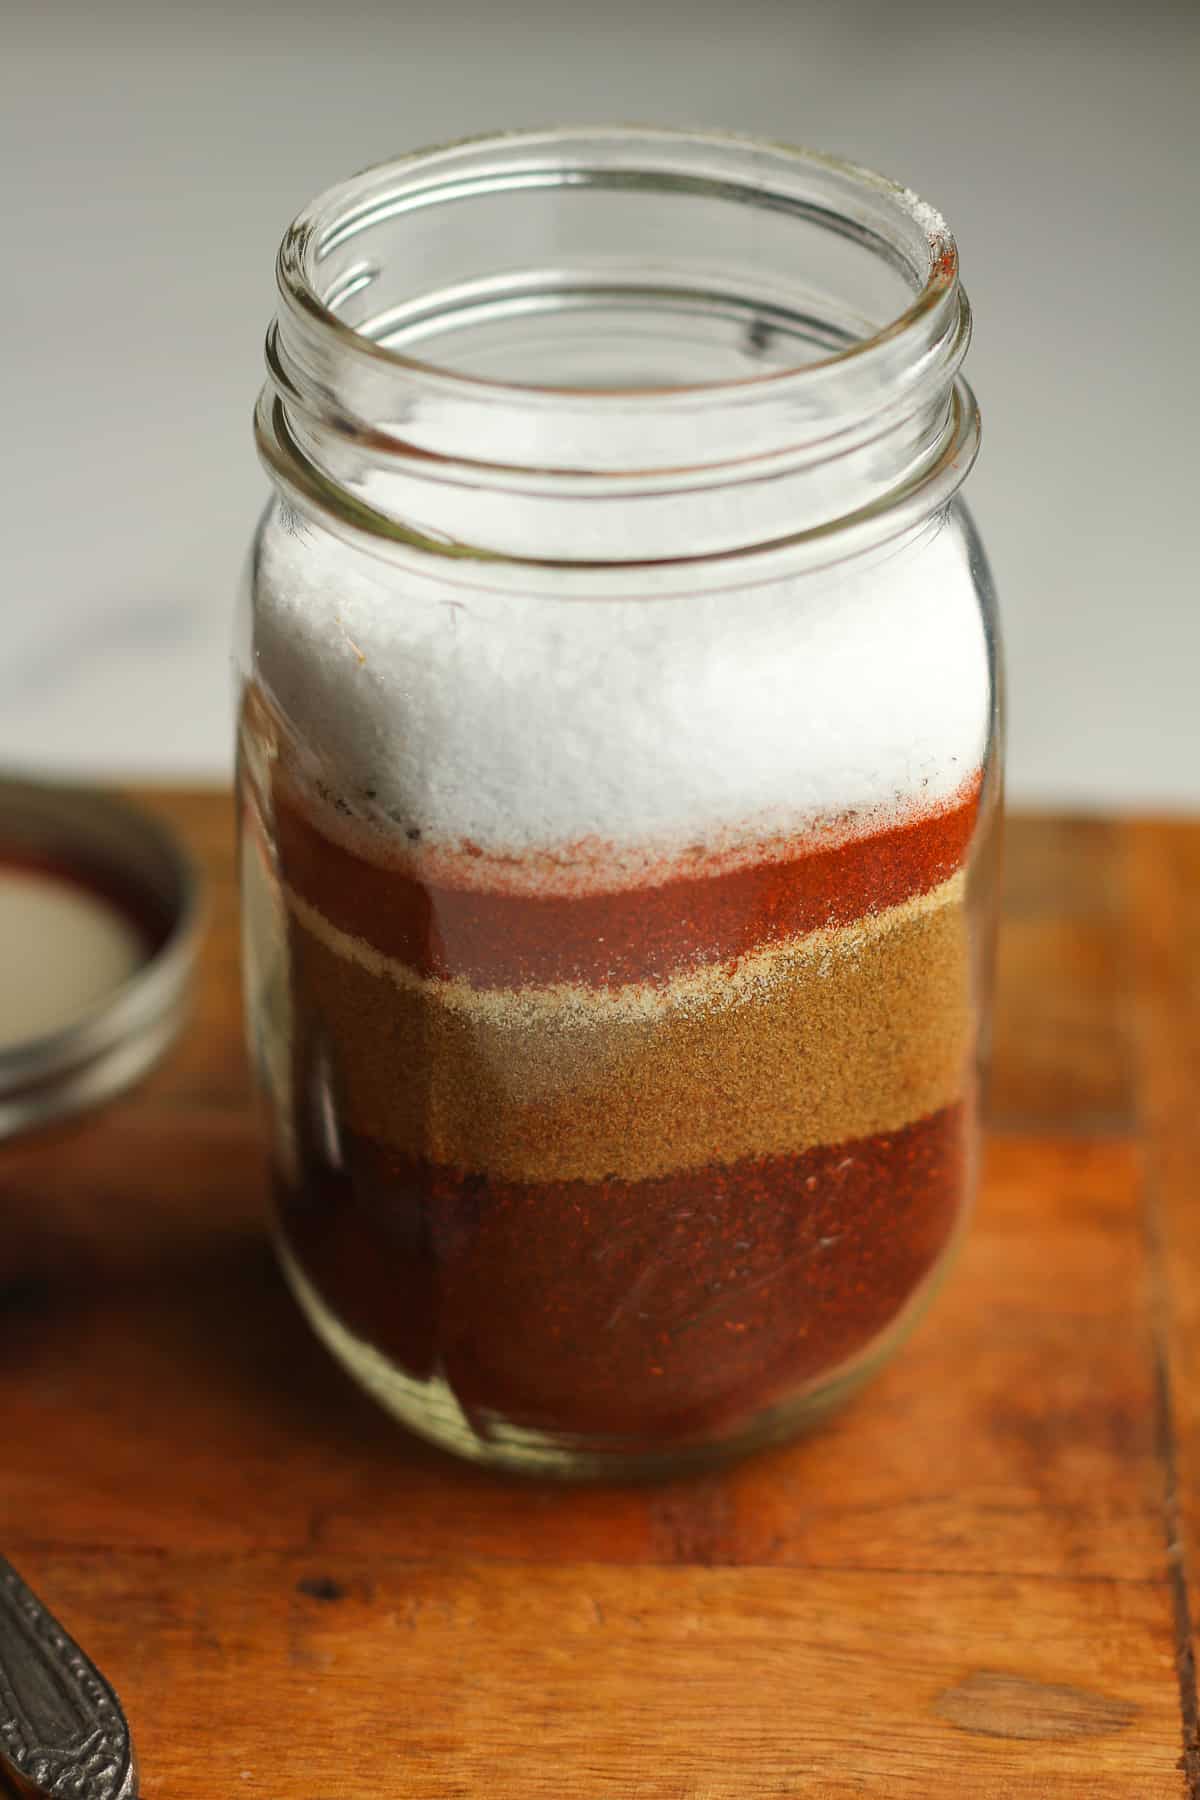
xmin=238 ymin=129 xmax=1003 ymax=1476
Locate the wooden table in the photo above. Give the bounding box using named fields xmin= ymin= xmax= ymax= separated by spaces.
xmin=4 ymin=796 xmax=1199 ymax=1798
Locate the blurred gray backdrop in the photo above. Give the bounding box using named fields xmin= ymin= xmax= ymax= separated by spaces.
xmin=3 ymin=0 xmax=1197 ymax=806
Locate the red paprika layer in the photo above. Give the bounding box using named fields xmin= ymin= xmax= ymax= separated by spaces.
xmin=273 ymin=779 xmax=981 ymax=990
xmin=277 ymin=1102 xmax=967 ymax=1442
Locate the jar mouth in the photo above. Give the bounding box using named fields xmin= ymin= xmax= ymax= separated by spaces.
xmin=262 ymin=127 xmax=976 ymax=569
xmin=279 ymin=126 xmax=959 ymax=406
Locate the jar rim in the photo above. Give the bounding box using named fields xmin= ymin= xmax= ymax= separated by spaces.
xmin=263 ymin=126 xmax=976 ymax=573
xmin=277 ymin=124 xmax=960 ymax=410
xmin=254 ymin=379 xmax=980 ymax=597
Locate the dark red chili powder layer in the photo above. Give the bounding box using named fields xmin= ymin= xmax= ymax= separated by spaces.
xmin=277 ymin=1102 xmax=968 ymax=1444
xmin=273 ymin=782 xmax=981 ymax=990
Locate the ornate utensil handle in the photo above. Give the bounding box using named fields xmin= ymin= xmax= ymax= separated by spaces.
xmin=0 ymin=1557 xmax=137 ymax=1800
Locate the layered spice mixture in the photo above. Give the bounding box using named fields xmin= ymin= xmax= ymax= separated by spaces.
xmin=240 ymin=514 xmax=992 ymax=1453
xmin=257 ymin=751 xmax=981 ymax=1446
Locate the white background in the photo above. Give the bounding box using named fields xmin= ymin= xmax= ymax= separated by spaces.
xmin=3 ymin=0 xmax=1197 ymax=807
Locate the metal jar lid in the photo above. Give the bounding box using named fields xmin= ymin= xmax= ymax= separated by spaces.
xmin=0 ymin=778 xmax=202 ymax=1139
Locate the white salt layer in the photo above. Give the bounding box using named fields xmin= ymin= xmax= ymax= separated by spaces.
xmin=251 ymin=508 xmax=992 ymax=868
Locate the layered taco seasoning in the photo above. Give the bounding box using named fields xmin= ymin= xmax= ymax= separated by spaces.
xmin=238 ymin=130 xmax=1001 ymax=1474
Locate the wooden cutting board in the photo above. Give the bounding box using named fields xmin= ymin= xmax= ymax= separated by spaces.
xmin=3 ymin=795 xmax=1199 ymax=1798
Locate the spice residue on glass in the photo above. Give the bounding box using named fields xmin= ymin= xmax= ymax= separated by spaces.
xmin=240 ymin=519 xmax=991 ymax=1461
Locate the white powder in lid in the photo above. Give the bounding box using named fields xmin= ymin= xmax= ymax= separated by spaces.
xmin=252 ymin=510 xmax=991 ymax=874
xmin=0 ymin=866 xmax=145 ymax=1048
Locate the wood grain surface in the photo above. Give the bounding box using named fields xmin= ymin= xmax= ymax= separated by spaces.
xmin=3 ymin=795 xmax=1197 ymax=1797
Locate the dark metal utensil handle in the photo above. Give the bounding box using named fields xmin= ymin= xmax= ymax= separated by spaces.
xmin=0 ymin=1557 xmax=137 ymax=1800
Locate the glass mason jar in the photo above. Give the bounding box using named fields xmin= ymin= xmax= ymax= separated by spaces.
xmin=238 ymin=128 xmax=1002 ymax=1478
